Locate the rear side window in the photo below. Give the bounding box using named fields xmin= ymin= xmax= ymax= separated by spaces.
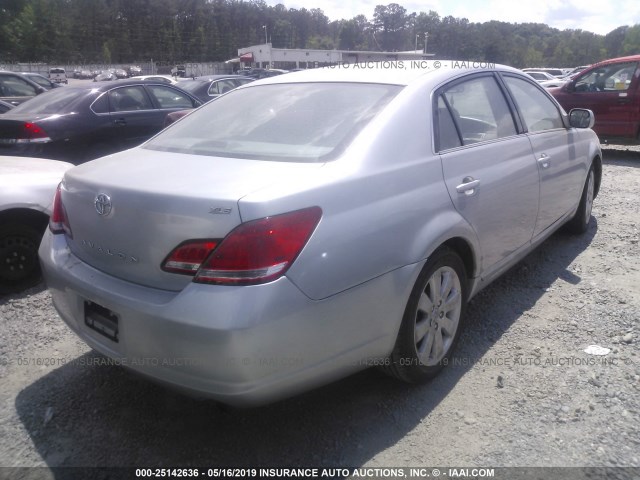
xmin=437 ymin=75 xmax=516 ymax=149
xmin=109 ymin=86 xmax=154 ymax=112
xmin=435 ymin=96 xmax=462 ymax=151
xmin=503 ymin=76 xmax=563 ymax=132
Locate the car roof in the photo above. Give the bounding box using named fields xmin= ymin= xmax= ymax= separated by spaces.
xmin=184 ymin=75 xmax=246 ymax=82
xmin=590 ymin=54 xmax=640 ymax=68
xmin=246 ymin=60 xmax=520 ymax=88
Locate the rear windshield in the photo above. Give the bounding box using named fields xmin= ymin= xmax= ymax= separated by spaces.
xmin=49 ymin=68 xmax=65 ymax=74
xmin=144 ymin=82 xmax=401 ymax=162
xmin=10 ymin=87 xmax=91 ymax=114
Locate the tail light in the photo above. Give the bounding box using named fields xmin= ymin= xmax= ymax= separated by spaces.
xmin=49 ymin=183 xmax=72 ymax=236
xmin=162 ymin=207 xmax=322 ymax=286
xmin=161 ymin=240 xmax=219 ymax=275
xmin=17 ymin=122 xmax=51 ymax=144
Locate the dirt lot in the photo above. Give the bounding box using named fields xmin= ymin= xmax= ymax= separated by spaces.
xmin=0 ymin=147 xmax=638 ymax=480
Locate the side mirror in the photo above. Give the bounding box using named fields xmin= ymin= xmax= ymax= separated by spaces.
xmin=569 ymin=108 xmax=595 ymax=129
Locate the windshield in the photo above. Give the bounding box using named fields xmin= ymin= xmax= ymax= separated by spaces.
xmin=144 ymin=82 xmax=401 ymax=162
xmin=10 ymin=87 xmax=92 ymax=114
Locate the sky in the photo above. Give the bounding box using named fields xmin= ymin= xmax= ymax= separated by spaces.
xmin=265 ymin=0 xmax=640 ymax=36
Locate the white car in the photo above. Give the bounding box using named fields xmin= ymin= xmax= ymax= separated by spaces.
xmin=525 ymin=71 xmax=557 ymax=82
xmin=0 ymin=157 xmax=73 ymax=294
xmin=128 ymin=75 xmax=180 ymax=85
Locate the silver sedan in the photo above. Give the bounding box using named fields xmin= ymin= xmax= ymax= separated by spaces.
xmin=39 ymin=61 xmax=602 ymax=406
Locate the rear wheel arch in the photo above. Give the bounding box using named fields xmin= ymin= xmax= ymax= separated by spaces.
xmin=384 ymin=245 xmax=469 ymax=382
xmin=441 ymin=237 xmax=476 ymax=282
xmin=0 ymin=208 xmax=49 ymax=294
xmin=0 ymin=208 xmax=49 ymax=231
xmin=592 ymin=154 xmax=602 ymax=199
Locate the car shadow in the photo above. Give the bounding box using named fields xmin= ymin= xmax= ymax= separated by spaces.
xmin=14 ymin=222 xmax=598 ymax=473
xmin=602 ymin=146 xmax=640 ymax=166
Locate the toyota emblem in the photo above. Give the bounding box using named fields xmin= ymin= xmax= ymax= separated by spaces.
xmin=94 ymin=193 xmax=112 ymax=216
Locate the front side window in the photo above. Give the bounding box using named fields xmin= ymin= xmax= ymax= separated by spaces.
xmin=438 ymin=75 xmax=516 ymax=147
xmin=144 ymin=82 xmax=401 ymax=162
xmin=146 ymin=85 xmax=195 ymax=109
xmin=209 ymin=79 xmax=237 ymax=96
xmin=574 ymin=62 xmax=638 ymax=92
xmin=26 ymin=75 xmax=52 ymax=89
xmin=503 ymin=76 xmax=564 ymax=132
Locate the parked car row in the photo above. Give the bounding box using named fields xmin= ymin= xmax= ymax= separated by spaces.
xmin=0 ymin=79 xmax=203 ymax=163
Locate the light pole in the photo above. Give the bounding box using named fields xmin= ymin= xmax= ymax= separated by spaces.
xmin=263 ymin=25 xmax=267 ymax=44
xmin=424 ymin=32 xmax=429 ymax=53
xmin=415 ymin=34 xmax=419 ymax=53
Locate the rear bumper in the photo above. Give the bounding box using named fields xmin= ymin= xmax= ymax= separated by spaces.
xmin=39 ymin=231 xmax=417 ymax=406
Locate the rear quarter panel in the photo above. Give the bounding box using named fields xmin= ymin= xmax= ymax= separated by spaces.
xmin=239 ymin=81 xmax=479 ymax=301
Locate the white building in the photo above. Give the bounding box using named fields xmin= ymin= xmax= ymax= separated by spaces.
xmin=235 ymin=43 xmax=433 ymax=70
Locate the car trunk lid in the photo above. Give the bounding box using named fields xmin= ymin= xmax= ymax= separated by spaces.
xmin=60 ymin=149 xmax=323 ymax=291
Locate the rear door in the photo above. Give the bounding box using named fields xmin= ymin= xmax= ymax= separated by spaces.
xmin=436 ymin=73 xmax=540 ymax=276
xmin=107 ymin=85 xmax=159 ymax=149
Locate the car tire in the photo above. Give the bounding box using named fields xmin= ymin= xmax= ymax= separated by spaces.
xmin=565 ymin=166 xmax=595 ymax=234
xmin=0 ymin=223 xmax=45 ymax=295
xmin=385 ymin=246 xmax=468 ymax=383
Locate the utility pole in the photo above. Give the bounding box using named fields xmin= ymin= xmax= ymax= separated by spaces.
xmin=263 ymin=25 xmax=267 ymax=44
xmin=424 ymin=32 xmax=429 ymax=54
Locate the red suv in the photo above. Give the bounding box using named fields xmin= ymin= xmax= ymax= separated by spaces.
xmin=549 ymin=54 xmax=640 ymax=143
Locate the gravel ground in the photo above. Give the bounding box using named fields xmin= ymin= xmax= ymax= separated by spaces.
xmin=0 ymin=146 xmax=638 ymax=479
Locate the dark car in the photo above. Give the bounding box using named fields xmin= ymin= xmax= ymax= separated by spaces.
xmin=93 ymin=71 xmax=116 ymax=82
xmin=0 ymin=80 xmax=202 ymax=163
xmin=549 ymin=54 xmax=640 ymax=143
xmin=18 ymin=72 xmax=62 ymax=90
xmin=177 ymin=75 xmax=254 ymax=103
xmin=0 ymin=71 xmax=47 ymax=106
xmin=114 ymin=69 xmax=128 ymax=79
xmin=238 ymin=68 xmax=286 ymax=79
xmin=127 ymin=65 xmax=143 ymax=76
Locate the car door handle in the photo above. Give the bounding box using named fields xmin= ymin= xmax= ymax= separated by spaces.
xmin=456 ymin=177 xmax=480 ymax=196
xmin=537 ymin=154 xmax=551 ymax=169
xmin=114 ymin=118 xmax=127 ymax=125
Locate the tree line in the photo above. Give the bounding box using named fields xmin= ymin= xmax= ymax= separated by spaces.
xmin=1 ymin=0 xmax=640 ymax=67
